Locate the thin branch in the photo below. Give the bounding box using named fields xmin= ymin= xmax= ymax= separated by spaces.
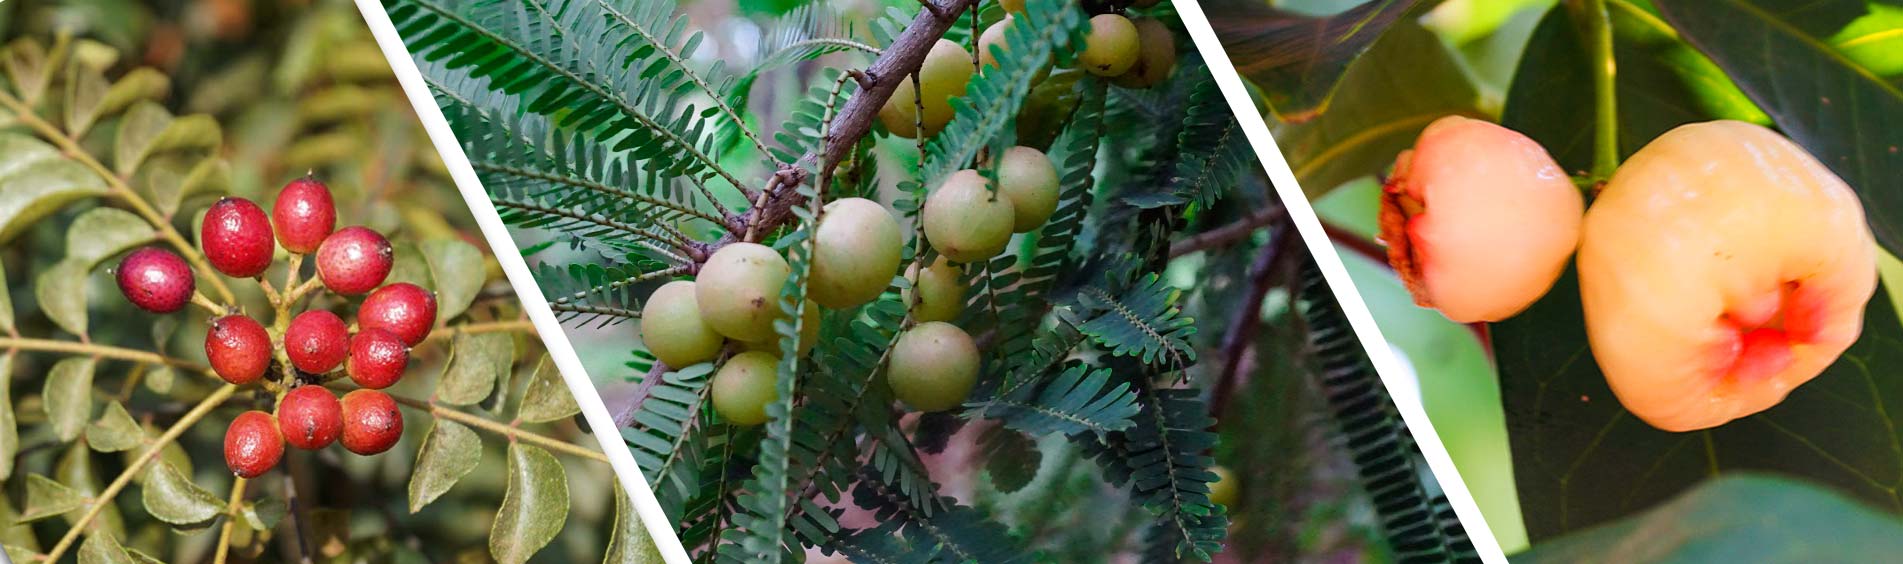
xmin=490 ymin=199 xmax=691 ymax=251
xmin=1578 ymin=0 xmax=1619 ymax=184
xmin=1211 ymin=218 xmax=1293 ymax=420
xmin=591 ymin=0 xmax=775 ymax=162
xmin=0 ymin=337 xmax=211 ymax=373
xmin=418 ymin=318 xmax=537 ymax=345
xmin=41 ymin=384 xmax=240 ymax=563
xmin=212 ymin=477 xmax=249 ymax=564
xmin=384 ymin=393 xmax=607 ymax=462
xmin=1168 ymin=203 xmax=1286 ymax=258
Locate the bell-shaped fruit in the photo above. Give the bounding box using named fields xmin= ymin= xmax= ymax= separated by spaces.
xmin=696 ymin=243 xmax=792 ymax=342
xmin=997 ymin=146 xmax=1059 ymax=232
xmin=810 ymin=198 xmax=902 ymax=309
xmin=1378 ymin=115 xmax=1583 ymax=323
xmin=711 ymin=351 xmax=779 ymax=426
xmin=878 ymin=39 xmax=973 ymax=139
xmin=1579 ymin=120 xmax=1877 ymax=432
xmin=887 ymin=321 xmax=978 ymax=412
xmin=641 ymin=280 xmax=725 ymax=367
xmin=924 ymin=170 xmax=1016 ymax=263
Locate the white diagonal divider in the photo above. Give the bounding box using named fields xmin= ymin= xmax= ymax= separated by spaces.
xmin=1171 ymin=2 xmax=1508 ymax=562
xmin=351 ymin=3 xmax=692 ymax=562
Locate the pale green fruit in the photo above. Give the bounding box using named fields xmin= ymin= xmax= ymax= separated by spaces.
xmin=998 ymin=146 xmax=1060 ymax=232
xmin=810 ymin=198 xmax=902 ymax=309
xmin=1210 ymin=466 xmax=1238 ymax=507
xmin=924 ymin=169 xmax=1015 ymax=263
xmin=742 ymin=300 xmax=821 ymax=357
xmin=887 ymin=321 xmax=978 ymax=412
xmin=711 ymin=351 xmax=779 ymax=426
xmin=878 ymin=39 xmax=973 ymax=139
xmin=904 ymin=257 xmax=964 ymax=323
xmin=1079 ymin=14 xmax=1139 ymax=77
xmin=696 ymin=243 xmax=791 ymax=342
xmin=1110 ymin=18 xmax=1176 ymax=89
xmin=979 ymin=16 xmax=1051 ymax=82
xmin=640 ymin=280 xmax=723 ymax=367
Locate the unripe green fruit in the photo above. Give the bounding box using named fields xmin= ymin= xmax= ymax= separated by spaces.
xmin=878 ymin=39 xmax=973 ymax=139
xmin=696 ymin=243 xmax=792 ymax=342
xmin=904 ymin=257 xmax=964 ymax=323
xmin=641 ymin=280 xmax=724 ymax=367
xmin=1110 ymin=18 xmax=1176 ymax=89
xmin=924 ymin=170 xmax=1016 ymax=263
xmin=997 ymin=146 xmax=1060 ymax=232
xmin=887 ymin=321 xmax=978 ymax=412
xmin=742 ymin=300 xmax=820 ymax=357
xmin=711 ymin=351 xmax=780 ymax=426
xmin=810 ymin=198 xmax=902 ymax=309
xmin=1079 ymin=14 xmax=1140 ymax=77
xmin=1210 ymin=466 xmax=1238 ymax=507
xmin=979 ymin=16 xmax=1051 ymax=83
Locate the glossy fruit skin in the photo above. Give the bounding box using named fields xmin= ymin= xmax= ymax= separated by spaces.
xmin=1209 ymin=466 xmax=1237 ymax=507
xmin=741 ymin=300 xmax=820 ymax=357
xmin=696 ymin=243 xmax=792 ymax=342
xmin=277 ymin=385 xmax=343 ymax=450
xmin=201 ymin=197 xmax=276 ymax=278
xmin=338 ymin=390 xmax=401 ymax=455
xmin=286 ymin=310 xmax=349 ymax=373
xmin=224 ymin=411 xmax=283 ymax=478
xmin=711 ymin=351 xmax=779 ymax=426
xmin=205 ymin=315 xmax=272 ymax=385
xmin=924 ymin=170 xmax=1016 ymax=263
xmin=810 ymin=198 xmax=902 ymax=309
xmin=878 ymin=39 xmax=973 ymax=139
xmin=997 ymin=146 xmax=1060 ymax=232
xmin=347 ymin=328 xmax=409 ymax=389
xmin=340 ymin=389 xmax=403 ymax=455
xmin=641 ymin=280 xmax=725 ymax=367
xmin=1110 ymin=17 xmax=1175 ymax=88
xmin=272 ymin=177 xmax=336 ymax=254
xmin=887 ymin=321 xmax=978 ymax=412
xmin=1378 ymin=115 xmax=1582 ymax=323
xmin=1579 ymin=120 xmax=1877 ymax=432
xmin=314 ymin=226 xmax=393 ymax=295
xmin=359 ymin=283 xmax=437 ymax=346
xmin=117 ymin=247 xmax=195 ymax=313
xmin=904 ymin=257 xmax=964 ymax=323
xmin=1079 ymin=14 xmax=1140 ymax=77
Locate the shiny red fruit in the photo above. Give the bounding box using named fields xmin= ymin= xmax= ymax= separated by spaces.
xmin=116 ymin=247 xmax=195 ymax=313
xmin=272 ymin=177 xmax=337 ymax=254
xmin=315 ymin=226 xmax=393 ymax=295
xmin=347 ymin=328 xmax=409 ymax=389
xmin=277 ymin=385 xmax=343 ymax=450
xmin=205 ymin=315 xmax=272 ymax=385
xmin=358 ymin=283 xmax=436 ymax=346
xmin=285 ymin=310 xmax=349 ymax=373
xmin=340 ymin=389 xmax=403 ymax=455
xmin=201 ymin=197 xmax=276 ymax=278
xmin=224 ymin=410 xmax=283 ymax=478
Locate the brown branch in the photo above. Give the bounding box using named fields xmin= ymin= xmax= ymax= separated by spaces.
xmin=1210 ymin=218 xmax=1293 ymax=420
xmin=1169 ymin=203 xmax=1287 ymax=258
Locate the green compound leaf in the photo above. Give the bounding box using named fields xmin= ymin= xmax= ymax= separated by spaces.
xmin=603 ymin=484 xmax=666 ymax=564
xmin=517 ymin=357 xmax=579 ymax=424
xmin=0 ymin=133 xmax=110 ymax=245
xmin=140 ymin=460 xmax=224 ymax=527
xmin=112 ymin=101 xmax=220 ymax=177
xmin=84 ymin=401 xmax=142 ymax=453
xmin=0 ymin=353 xmax=15 ymax=481
xmin=408 ymin=418 xmax=481 ymax=513
xmin=76 ymin=531 xmax=137 ymax=564
xmin=44 ymin=357 xmax=97 ymax=442
xmin=19 ymin=474 xmax=85 ymax=522
xmin=66 ymin=207 xmax=156 ymax=266
xmin=436 ymin=332 xmax=513 ymax=406
xmin=34 ymin=258 xmax=91 ymax=337
xmin=490 ymin=443 xmax=568 ymax=564
xmin=420 ymin=238 xmax=484 ymax=323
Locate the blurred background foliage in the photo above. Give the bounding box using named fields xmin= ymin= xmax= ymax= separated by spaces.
xmin=0 ymin=0 xmax=639 ymax=561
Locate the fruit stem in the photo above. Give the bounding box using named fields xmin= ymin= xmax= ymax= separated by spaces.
xmin=383 ymin=393 xmax=608 ymax=463
xmin=419 ymin=318 xmax=536 ymax=345
xmin=0 ymin=90 xmax=239 ymax=305
xmin=192 ymin=292 xmax=231 ymax=316
xmin=1578 ymin=0 xmax=1619 ymax=184
xmin=0 ymin=336 xmax=211 ymax=373
xmin=212 ymin=476 xmax=248 ymax=564
xmin=40 ymin=384 xmax=239 ymax=563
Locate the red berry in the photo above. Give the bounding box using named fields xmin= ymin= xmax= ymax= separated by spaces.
xmin=359 ymin=283 xmax=437 ymax=345
xmin=340 ymin=389 xmax=403 ymax=455
xmin=272 ymin=177 xmax=336 ymax=254
xmin=285 ymin=310 xmax=349 ymax=373
xmin=115 ymin=247 xmax=195 ymax=313
xmin=224 ymin=411 xmax=283 ymax=478
xmin=347 ymin=328 xmax=409 ymax=389
xmin=201 ymin=197 xmax=276 ymax=278
xmin=315 ymin=226 xmax=392 ymax=295
xmin=205 ymin=315 xmax=272 ymax=385
xmin=277 ymin=385 xmax=343 ymax=450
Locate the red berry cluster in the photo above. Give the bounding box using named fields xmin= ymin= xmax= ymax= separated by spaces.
xmin=113 ymin=177 xmax=439 ymax=479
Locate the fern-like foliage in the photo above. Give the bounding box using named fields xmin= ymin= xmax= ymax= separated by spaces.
xmin=620 ymin=364 xmax=715 ymax=520
xmin=1082 ymin=382 xmax=1228 ymax=561
xmin=980 ymin=363 xmax=1141 ymax=437
xmin=920 ymin=0 xmax=1089 ymax=186
xmin=1076 ymin=272 xmax=1198 ymax=368
xmin=847 ymin=468 xmax=1033 ymax=563
xmin=1293 ymin=254 xmax=1479 ymax=563
xmin=1165 ymin=76 xmax=1252 ymax=209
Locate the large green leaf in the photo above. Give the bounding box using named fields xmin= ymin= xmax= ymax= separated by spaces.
xmin=66 ymin=207 xmax=156 ymax=266
xmin=0 ymin=133 xmax=110 ymax=244
xmin=407 ymin=419 xmax=481 ymax=513
xmin=1268 ymin=22 xmax=1482 ymax=196
xmin=436 ymin=332 xmax=512 ymax=406
xmin=140 ymin=460 xmax=225 ymax=527
xmin=1515 ymin=474 xmax=1903 ymax=562
xmin=420 ymin=238 xmax=484 ymax=323
xmin=1653 ymin=0 xmax=1903 ymax=254
xmin=1210 ymin=0 xmax=1418 ymax=121
xmin=490 ymin=443 xmax=567 ymax=564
